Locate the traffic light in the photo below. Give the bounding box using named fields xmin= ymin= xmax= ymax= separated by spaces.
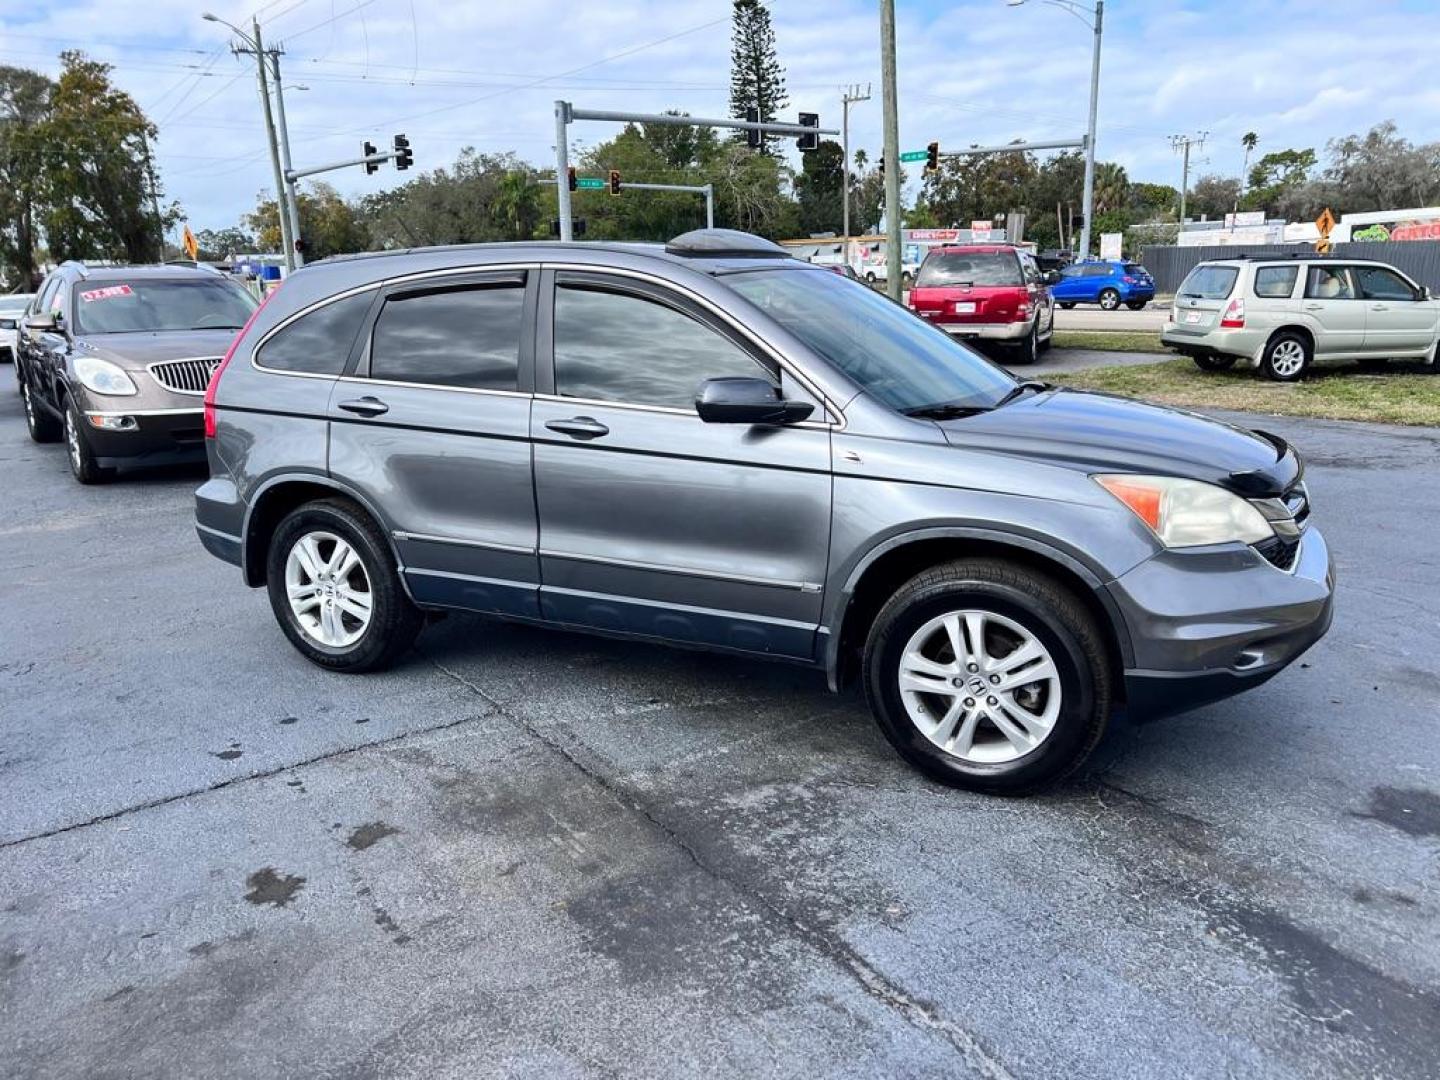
xmin=925 ymin=141 xmax=939 ymax=173
xmin=797 ymin=112 xmax=819 ymax=152
xmin=294 ymin=237 xmax=306 ymax=255
xmin=392 ymin=133 xmax=413 ymax=171
xmin=567 ymin=166 xmax=577 ymax=192
xmin=877 ymin=154 xmax=885 ymax=179
xmin=745 ymin=107 xmax=761 ymax=150
xmin=362 ymin=141 xmax=378 ymax=175
xmin=608 ymin=169 xmax=621 ymax=196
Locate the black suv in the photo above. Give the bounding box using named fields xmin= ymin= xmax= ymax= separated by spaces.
xmin=17 ymin=262 xmax=257 ymax=482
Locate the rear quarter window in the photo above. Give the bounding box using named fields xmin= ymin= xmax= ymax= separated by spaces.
xmin=1252 ymin=266 xmax=1298 ymax=299
xmin=256 ymin=290 xmax=375 ymax=375
xmin=1178 ymin=265 xmax=1239 ymax=300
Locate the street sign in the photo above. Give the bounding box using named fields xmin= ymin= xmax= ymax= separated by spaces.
xmin=576 ymin=177 xmax=606 ymax=190
xmin=1315 ymin=207 xmax=1336 ymax=237
xmin=899 ymin=150 xmax=928 ymax=163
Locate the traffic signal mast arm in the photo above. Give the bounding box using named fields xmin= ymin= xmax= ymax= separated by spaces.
xmin=286 ymin=134 xmax=414 ymax=182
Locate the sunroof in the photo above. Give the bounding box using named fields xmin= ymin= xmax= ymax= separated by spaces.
xmin=664 ymin=229 xmax=791 ymax=258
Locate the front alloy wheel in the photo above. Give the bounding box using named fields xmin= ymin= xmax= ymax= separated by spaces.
xmin=898 ymin=610 xmax=1061 ymax=764
xmin=1098 ymin=288 xmax=1121 ymax=311
xmin=64 ymin=404 xmax=110 ymax=484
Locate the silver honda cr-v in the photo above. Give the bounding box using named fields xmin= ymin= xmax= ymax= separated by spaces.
xmin=195 ymin=230 xmax=1334 ymax=794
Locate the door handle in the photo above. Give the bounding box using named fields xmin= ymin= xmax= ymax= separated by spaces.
xmin=337 ymin=396 xmax=389 ymax=417
xmin=1371 ymin=304 xmax=1388 ymax=311
xmin=545 ymin=416 xmax=610 ymax=440
xmin=1304 ymin=304 xmax=1325 ymax=311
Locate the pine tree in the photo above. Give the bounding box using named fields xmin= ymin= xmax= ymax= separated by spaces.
xmin=728 ymin=0 xmax=788 ymax=155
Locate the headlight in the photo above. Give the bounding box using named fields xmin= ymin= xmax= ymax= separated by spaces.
xmin=1095 ymin=474 xmax=1274 ymax=548
xmin=74 ymin=356 xmax=138 ymax=396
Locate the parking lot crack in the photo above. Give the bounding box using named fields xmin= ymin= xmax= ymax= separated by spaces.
xmin=422 ymin=650 xmax=1016 ymax=1080
xmin=0 ymin=709 xmax=495 ymax=853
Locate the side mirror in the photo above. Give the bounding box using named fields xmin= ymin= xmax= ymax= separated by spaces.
xmin=695 ymin=376 xmax=814 ymax=425
xmin=23 ymin=314 xmax=56 ymax=333
xmin=1043 ymin=270 xmax=1063 ymax=286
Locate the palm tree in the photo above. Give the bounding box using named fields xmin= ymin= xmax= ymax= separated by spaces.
xmin=1092 ymin=162 xmax=1130 ymax=214
xmin=854 ymin=148 xmax=868 ymax=173
xmin=493 ymin=170 xmax=541 ymax=240
xmin=1238 ymin=132 xmax=1259 ymax=209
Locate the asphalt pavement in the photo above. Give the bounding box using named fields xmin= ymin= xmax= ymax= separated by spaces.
xmin=2 ymin=359 xmax=1438 ymax=1079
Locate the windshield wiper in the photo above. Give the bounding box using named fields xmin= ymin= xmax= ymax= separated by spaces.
xmin=993 ymin=380 xmax=1049 ymax=408
xmin=902 ymin=402 xmax=990 ymax=420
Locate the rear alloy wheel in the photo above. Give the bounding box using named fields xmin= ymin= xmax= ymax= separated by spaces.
xmin=1193 ymin=354 xmax=1237 ymax=372
xmin=64 ymin=402 xmax=111 ymax=484
xmin=1260 ymin=332 xmax=1312 ymax=382
xmin=267 ymin=499 xmax=423 ymax=672
xmin=22 ymin=381 xmax=61 ymax=443
xmin=864 ymin=558 xmax=1111 ymax=794
xmin=1098 ymin=288 xmax=1121 ymax=311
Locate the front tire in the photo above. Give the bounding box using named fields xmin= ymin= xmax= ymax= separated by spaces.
xmin=1098 ymin=289 xmax=1121 ymax=311
xmin=22 ymin=380 xmax=60 ymax=443
xmin=863 ymin=559 xmax=1112 ymax=795
xmin=266 ymin=499 xmax=423 ymax=673
xmin=64 ymin=402 xmax=112 ymax=484
xmin=1260 ymin=331 xmax=1312 ymax=382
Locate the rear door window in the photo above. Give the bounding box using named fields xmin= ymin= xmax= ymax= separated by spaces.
xmin=916 ymin=253 xmax=1023 ymax=287
xmin=257 ymin=291 xmax=374 ymax=375
xmin=1178 ymin=265 xmax=1239 ymax=299
xmin=1304 ymin=266 xmax=1355 ymax=300
xmin=1253 ymin=266 xmax=1298 ymax=298
xmin=369 ymin=281 xmax=525 ymax=390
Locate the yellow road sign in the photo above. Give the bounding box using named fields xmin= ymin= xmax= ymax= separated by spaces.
xmin=182 ymin=224 xmax=199 ymax=262
xmin=1314 ymin=207 xmax=1336 ymax=237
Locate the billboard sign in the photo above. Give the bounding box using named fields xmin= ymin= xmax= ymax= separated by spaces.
xmin=1099 ymin=232 xmax=1123 ymax=260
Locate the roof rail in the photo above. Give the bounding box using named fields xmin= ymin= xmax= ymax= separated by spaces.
xmin=59 ymin=259 xmax=89 ymax=279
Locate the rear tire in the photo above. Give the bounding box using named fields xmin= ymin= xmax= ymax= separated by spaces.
xmin=22 ymin=380 xmax=60 ymax=443
xmin=863 ymin=558 xmax=1112 ymax=795
xmin=266 ymin=499 xmax=423 ymax=673
xmin=1260 ymin=331 xmax=1312 ymax=382
xmin=64 ymin=401 xmax=112 ymax=484
xmin=1098 ymin=289 xmax=1121 ymax=311
xmin=1011 ymin=322 xmax=1039 ymax=366
xmin=1193 ymin=354 xmax=1237 ymax=372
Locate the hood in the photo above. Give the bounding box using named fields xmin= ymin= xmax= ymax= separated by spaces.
xmin=73 ymin=329 xmax=241 ymax=371
xmin=938 ymin=387 xmax=1301 ymax=498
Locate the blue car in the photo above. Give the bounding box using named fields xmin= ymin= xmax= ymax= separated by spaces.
xmin=1051 ymin=259 xmax=1156 ymax=310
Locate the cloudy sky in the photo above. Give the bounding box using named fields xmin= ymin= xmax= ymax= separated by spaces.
xmin=1 ymin=0 xmax=1436 ymax=235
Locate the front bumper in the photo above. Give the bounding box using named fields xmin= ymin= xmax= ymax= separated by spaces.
xmin=82 ymin=407 xmax=207 ymax=468
xmin=938 ymin=320 xmax=1032 ymax=343
xmin=1111 ymin=526 xmax=1335 ymax=720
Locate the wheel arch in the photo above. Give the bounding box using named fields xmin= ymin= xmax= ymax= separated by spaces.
xmin=241 ymin=474 xmax=408 ymax=592
xmin=825 ymin=529 xmax=1133 ymax=697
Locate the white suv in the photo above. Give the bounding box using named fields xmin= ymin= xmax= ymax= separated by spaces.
xmin=1161 ymin=256 xmax=1440 ymax=381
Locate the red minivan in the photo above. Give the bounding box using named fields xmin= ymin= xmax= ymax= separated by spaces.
xmin=908 ymin=245 xmax=1057 ymax=364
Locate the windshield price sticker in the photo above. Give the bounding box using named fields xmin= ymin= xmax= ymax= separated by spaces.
xmin=79 ymin=285 xmax=134 ymax=302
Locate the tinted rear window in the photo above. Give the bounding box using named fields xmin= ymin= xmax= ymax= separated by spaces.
xmin=257 ymin=291 xmax=374 ymax=375
xmin=1123 ymin=264 xmax=1147 ymax=276
xmin=917 ymin=252 xmax=1023 ymax=288
xmin=370 ymin=282 xmax=524 ymax=390
xmin=1253 ymin=266 xmax=1298 ymax=298
xmin=1177 ymin=265 xmax=1239 ymax=300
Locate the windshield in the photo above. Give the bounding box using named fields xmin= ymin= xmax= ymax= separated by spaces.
xmin=725 ymin=267 xmax=1016 ymax=414
xmin=916 ymin=252 xmax=1023 ymax=288
xmin=1177 ymin=265 xmax=1238 ymax=300
xmin=72 ymin=278 xmax=258 ymax=335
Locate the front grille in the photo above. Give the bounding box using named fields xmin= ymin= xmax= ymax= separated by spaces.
xmin=1255 ymin=534 xmax=1300 ymax=571
xmin=1252 ymin=480 xmax=1309 ymax=570
xmin=149 ymin=357 xmax=222 ymax=396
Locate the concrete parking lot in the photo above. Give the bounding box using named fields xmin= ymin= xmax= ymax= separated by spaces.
xmin=2 ymin=360 xmax=1438 ymax=1079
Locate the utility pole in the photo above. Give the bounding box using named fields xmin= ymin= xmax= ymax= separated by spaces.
xmin=139 ymin=131 xmax=165 ymax=260
xmin=1171 ymin=131 xmax=1208 ymax=231
xmin=879 ymin=0 xmax=902 ymax=301
xmin=268 ymin=50 xmax=304 ymax=268
xmin=841 ymin=83 xmax=871 ymax=246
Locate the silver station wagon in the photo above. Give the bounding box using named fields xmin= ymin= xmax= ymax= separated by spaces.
xmin=196 ymin=230 xmax=1334 ymax=794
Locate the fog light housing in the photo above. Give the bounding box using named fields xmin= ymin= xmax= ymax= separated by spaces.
xmin=88 ymin=414 xmax=137 ymax=431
